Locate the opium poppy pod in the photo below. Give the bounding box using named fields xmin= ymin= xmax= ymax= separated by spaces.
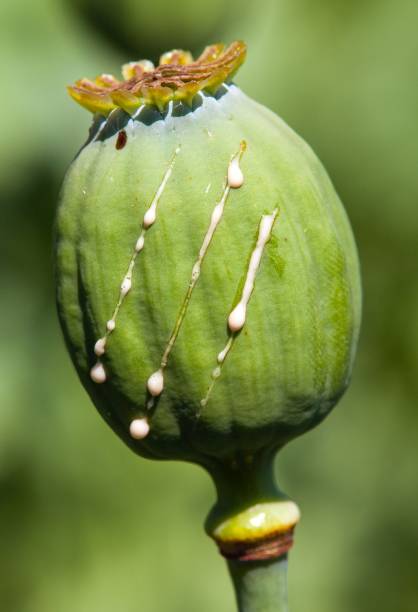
xmin=55 ymin=41 xmax=361 ymax=611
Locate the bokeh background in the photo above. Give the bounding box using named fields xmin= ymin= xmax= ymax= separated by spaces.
xmin=1 ymin=0 xmax=417 ymax=610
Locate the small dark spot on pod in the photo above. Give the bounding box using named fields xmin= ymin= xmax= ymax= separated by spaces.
xmin=116 ymin=130 xmax=127 ymax=150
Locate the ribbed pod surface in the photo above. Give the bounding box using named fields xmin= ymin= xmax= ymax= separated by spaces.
xmin=55 ymin=86 xmax=361 ymax=463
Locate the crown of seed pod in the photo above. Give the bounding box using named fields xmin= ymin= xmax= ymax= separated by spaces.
xmin=55 ymin=41 xmax=361 ymax=608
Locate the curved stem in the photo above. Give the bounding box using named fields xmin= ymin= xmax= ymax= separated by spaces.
xmin=227 ymin=555 xmax=289 ymax=612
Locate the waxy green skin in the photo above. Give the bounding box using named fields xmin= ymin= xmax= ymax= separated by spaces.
xmin=55 ymin=86 xmax=361 ymax=470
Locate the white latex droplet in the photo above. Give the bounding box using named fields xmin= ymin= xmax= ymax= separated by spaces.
xmin=217 ymin=347 xmax=228 ymax=364
xmin=147 ymin=369 xmax=164 ymax=397
xmin=135 ymin=235 xmax=145 ymax=252
xmin=143 ymin=205 xmax=157 ymax=229
xmin=94 ymin=338 xmax=106 ymax=356
xmin=90 ymin=361 xmax=107 ymax=383
xmin=228 ymin=302 xmax=246 ymax=332
xmin=121 ymin=276 xmax=132 ymax=296
xmin=129 ymin=418 xmax=150 ymax=440
xmin=227 ymin=157 xmax=244 ymax=188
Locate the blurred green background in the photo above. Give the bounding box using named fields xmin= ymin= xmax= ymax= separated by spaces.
xmin=1 ymin=0 xmax=417 ymax=610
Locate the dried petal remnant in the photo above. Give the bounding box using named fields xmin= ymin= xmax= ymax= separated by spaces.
xmin=67 ymin=41 xmax=247 ymax=115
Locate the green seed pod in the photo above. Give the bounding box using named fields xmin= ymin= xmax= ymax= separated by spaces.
xmin=55 ymin=41 xmax=361 ymax=609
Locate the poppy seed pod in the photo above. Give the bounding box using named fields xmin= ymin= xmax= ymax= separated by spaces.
xmin=55 ymin=41 xmax=361 ymax=607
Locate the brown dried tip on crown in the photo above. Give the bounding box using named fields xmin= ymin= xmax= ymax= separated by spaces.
xmin=67 ymin=41 xmax=247 ymax=115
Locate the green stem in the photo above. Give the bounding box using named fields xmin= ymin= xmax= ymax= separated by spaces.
xmin=204 ymin=451 xmax=295 ymax=612
xmin=206 ymin=449 xmax=281 ymax=529
xmin=227 ymin=555 xmax=289 ymax=612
